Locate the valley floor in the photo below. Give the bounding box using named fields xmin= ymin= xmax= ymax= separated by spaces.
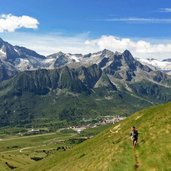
xmin=0 ymin=124 xmax=111 ymax=171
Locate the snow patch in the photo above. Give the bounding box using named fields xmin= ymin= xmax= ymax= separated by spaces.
xmin=69 ymin=55 xmax=80 ymax=62
xmin=0 ymin=48 xmax=6 ymax=56
xmin=14 ymin=58 xmax=32 ymax=71
xmin=138 ymin=58 xmax=171 ymax=71
xmin=14 ymin=48 xmax=19 ymax=54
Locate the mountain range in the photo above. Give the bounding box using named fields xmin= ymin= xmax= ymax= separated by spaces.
xmin=1 ymin=37 xmax=171 ymax=74
xmin=1 ymin=38 xmax=171 ymax=127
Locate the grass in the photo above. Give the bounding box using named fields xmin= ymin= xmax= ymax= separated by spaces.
xmin=0 ymin=132 xmax=73 ymax=153
xmin=0 ymin=131 xmax=77 ymax=171
xmin=25 ymin=102 xmax=171 ymax=171
xmin=79 ymin=124 xmax=112 ymax=137
xmin=0 ymin=124 xmax=111 ymax=171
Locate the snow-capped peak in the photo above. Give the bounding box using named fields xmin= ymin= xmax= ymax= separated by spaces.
xmin=137 ymin=58 xmax=171 ymax=73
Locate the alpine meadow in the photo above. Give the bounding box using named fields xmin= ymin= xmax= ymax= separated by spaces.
xmin=0 ymin=0 xmax=171 ymax=171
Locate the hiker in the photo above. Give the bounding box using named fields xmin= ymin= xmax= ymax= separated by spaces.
xmin=130 ymin=126 xmax=138 ymax=149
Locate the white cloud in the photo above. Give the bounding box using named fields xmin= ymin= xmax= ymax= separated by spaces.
xmin=0 ymin=14 xmax=39 ymax=32
xmin=85 ymin=35 xmax=171 ymax=59
xmin=1 ymin=32 xmax=171 ymax=59
xmin=102 ymin=17 xmax=171 ymax=24
xmin=160 ymin=8 xmax=171 ymax=13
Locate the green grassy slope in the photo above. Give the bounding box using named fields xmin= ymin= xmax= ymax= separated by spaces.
xmin=26 ymin=102 xmax=171 ymax=171
xmin=0 ymin=125 xmax=112 ymax=171
xmin=0 ymin=132 xmax=76 ymax=171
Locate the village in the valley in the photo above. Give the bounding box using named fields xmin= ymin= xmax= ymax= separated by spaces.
xmin=69 ymin=115 xmax=126 ymax=134
xmin=19 ymin=115 xmax=126 ymax=136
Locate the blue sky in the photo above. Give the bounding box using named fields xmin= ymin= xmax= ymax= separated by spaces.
xmin=1 ymin=0 xmax=171 ymax=58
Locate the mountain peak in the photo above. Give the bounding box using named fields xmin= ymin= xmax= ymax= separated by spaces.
xmin=122 ymin=49 xmax=132 ymax=56
xmin=100 ymin=49 xmax=114 ymax=58
xmin=122 ymin=49 xmax=135 ymax=63
xmin=101 ymin=49 xmax=114 ymax=54
xmin=58 ymin=51 xmax=64 ymax=54
xmin=102 ymin=48 xmax=112 ymax=52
